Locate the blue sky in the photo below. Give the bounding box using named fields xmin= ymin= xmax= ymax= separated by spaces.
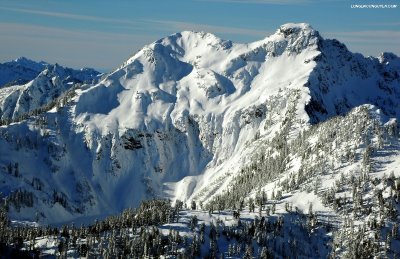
xmin=0 ymin=0 xmax=399 ymax=71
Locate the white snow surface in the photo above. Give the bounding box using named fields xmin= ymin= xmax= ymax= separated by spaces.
xmin=0 ymin=23 xmax=399 ymax=224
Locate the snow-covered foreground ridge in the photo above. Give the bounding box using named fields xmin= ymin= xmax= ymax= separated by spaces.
xmin=0 ymin=23 xmax=399 ymax=225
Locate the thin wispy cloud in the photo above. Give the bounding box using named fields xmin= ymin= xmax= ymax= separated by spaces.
xmin=325 ymin=30 xmax=400 ymax=44
xmin=321 ymin=30 xmax=400 ymax=56
xmin=0 ymin=6 xmax=143 ymax=27
xmin=328 ymin=31 xmax=400 ymax=37
xmin=0 ymin=22 xmax=156 ymax=69
xmin=196 ymin=0 xmax=311 ymax=4
xmin=196 ymin=0 xmax=347 ymax=4
xmin=0 ymin=22 xmax=154 ymax=43
xmin=365 ymin=22 xmax=400 ymax=26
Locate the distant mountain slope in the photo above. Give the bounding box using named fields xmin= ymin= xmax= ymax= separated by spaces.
xmin=0 ymin=22 xmax=398 ymax=236
xmin=0 ymin=57 xmax=48 ymax=88
xmin=0 ymin=62 xmax=101 ymax=122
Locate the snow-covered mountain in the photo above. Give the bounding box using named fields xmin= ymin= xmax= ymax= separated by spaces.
xmin=0 ymin=62 xmax=101 ymax=122
xmin=0 ymin=22 xmax=399 ymax=240
xmin=0 ymin=57 xmax=48 ymax=88
xmin=0 ymin=57 xmax=101 ymax=89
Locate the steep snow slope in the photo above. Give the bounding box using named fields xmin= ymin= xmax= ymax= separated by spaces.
xmin=0 ymin=23 xmax=399 ymax=226
xmin=70 ymin=23 xmax=319 ymax=214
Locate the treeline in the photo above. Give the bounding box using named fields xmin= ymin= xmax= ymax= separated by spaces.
xmin=204 ymin=104 xmax=400 ymax=257
xmin=0 ymin=199 xmax=180 ymax=258
xmin=0 ymin=198 xmax=332 ymax=258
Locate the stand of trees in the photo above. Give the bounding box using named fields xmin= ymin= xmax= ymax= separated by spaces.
xmin=0 ymin=198 xmax=333 ymax=258
xmin=203 ymin=103 xmax=400 ymax=257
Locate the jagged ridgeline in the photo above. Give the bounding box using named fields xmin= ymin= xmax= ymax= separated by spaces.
xmin=0 ymin=22 xmax=399 ymax=257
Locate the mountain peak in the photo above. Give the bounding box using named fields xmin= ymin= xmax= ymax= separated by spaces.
xmin=156 ymin=30 xmax=230 ymax=51
xmin=261 ymin=23 xmax=321 ymax=55
xmin=378 ymin=52 xmax=400 ymax=64
xmin=276 ymin=23 xmax=320 ymax=40
xmin=11 ymin=56 xmax=48 ymax=68
xmin=14 ymin=56 xmax=30 ymax=62
xmin=0 ymin=57 xmax=49 ymax=87
xmin=278 ymin=23 xmax=314 ymax=34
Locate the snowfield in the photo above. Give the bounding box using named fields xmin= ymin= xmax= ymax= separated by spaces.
xmin=0 ymin=23 xmax=400 ymax=257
